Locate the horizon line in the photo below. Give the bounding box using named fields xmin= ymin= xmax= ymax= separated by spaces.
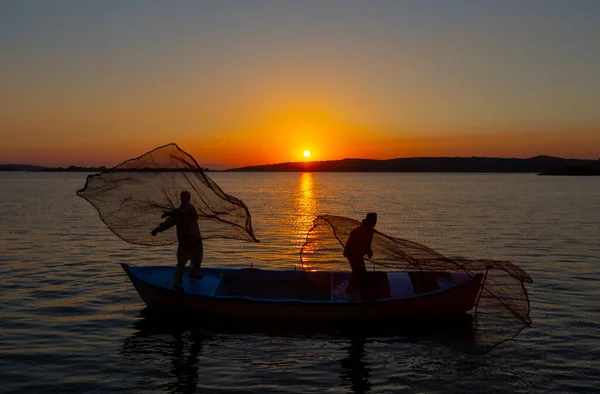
xmin=2 ymin=154 xmax=599 ymax=170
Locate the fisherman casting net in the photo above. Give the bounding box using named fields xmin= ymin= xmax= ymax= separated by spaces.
xmin=77 ymin=143 xmax=258 ymax=246
xmin=301 ymin=215 xmax=533 ymax=353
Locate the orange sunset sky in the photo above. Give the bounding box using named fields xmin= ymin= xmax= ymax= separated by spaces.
xmin=1 ymin=2 xmax=599 ymax=167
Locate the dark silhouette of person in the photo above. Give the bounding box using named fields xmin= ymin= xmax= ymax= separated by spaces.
xmin=343 ymin=213 xmax=377 ymax=300
xmin=339 ymin=336 xmax=372 ymax=393
xmin=151 ymin=191 xmax=203 ymax=290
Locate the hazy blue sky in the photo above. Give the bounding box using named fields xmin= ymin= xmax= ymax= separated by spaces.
xmin=1 ymin=0 xmax=599 ymax=165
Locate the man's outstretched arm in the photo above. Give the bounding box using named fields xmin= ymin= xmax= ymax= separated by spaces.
xmin=151 ymin=215 xmax=177 ymax=236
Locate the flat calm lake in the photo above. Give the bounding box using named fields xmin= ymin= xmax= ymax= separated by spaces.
xmin=1 ymin=172 xmax=599 ymax=393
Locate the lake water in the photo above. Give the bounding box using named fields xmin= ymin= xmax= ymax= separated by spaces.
xmin=1 ymin=172 xmax=599 ymax=393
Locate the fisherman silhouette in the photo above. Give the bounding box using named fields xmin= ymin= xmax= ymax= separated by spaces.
xmin=343 ymin=213 xmax=377 ymax=300
xmin=151 ymin=191 xmax=203 ymax=290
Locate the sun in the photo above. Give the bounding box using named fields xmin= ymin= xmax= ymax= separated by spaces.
xmin=303 ymin=150 xmax=311 ymax=158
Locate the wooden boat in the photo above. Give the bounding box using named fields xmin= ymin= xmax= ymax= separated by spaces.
xmin=121 ymin=264 xmax=483 ymax=320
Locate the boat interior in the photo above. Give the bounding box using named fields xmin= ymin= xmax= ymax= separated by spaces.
xmin=212 ymin=269 xmax=466 ymax=301
xmin=130 ymin=265 xmax=474 ymax=302
xmin=213 ymin=269 xmax=333 ymax=300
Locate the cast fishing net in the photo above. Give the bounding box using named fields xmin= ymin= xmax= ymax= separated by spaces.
xmin=301 ymin=215 xmax=533 ymax=352
xmin=77 ymin=143 xmax=258 ymax=246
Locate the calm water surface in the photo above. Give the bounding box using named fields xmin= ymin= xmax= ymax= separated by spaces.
xmin=1 ymin=172 xmax=599 ymax=393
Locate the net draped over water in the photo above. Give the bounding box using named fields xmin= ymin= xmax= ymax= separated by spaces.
xmin=76 ymin=144 xmax=258 ymax=246
xmin=301 ymin=215 xmax=533 ymax=352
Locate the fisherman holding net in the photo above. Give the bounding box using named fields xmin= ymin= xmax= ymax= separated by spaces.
xmin=77 ymin=144 xmax=258 ymax=291
xmin=343 ymin=212 xmax=377 ymax=300
xmin=151 ymin=191 xmax=204 ymax=290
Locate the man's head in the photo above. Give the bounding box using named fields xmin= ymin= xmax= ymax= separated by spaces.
xmin=180 ymin=191 xmax=191 ymax=205
xmin=363 ymin=212 xmax=377 ymax=227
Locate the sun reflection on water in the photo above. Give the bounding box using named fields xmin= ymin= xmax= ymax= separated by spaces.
xmin=293 ymin=172 xmax=318 ymax=246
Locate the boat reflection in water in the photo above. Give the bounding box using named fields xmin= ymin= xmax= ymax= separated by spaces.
xmin=120 ymin=308 xmax=507 ymax=393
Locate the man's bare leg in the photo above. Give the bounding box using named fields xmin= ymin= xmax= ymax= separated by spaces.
xmin=174 ymin=243 xmax=189 ymax=290
xmin=189 ymin=241 xmax=204 ymax=279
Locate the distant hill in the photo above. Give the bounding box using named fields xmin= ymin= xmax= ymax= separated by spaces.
xmin=3 ymin=156 xmax=599 ymax=174
xmin=38 ymin=165 xmax=108 ymax=172
xmin=0 ymin=164 xmax=46 ymax=171
xmin=0 ymin=164 xmax=217 ymax=172
xmin=198 ymin=162 xmax=233 ymax=171
xmin=229 ymin=156 xmax=600 ymax=173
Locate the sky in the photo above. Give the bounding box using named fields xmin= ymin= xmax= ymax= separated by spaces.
xmin=1 ymin=0 xmax=599 ymax=167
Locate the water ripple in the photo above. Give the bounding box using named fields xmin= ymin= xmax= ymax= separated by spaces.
xmin=1 ymin=173 xmax=599 ymax=393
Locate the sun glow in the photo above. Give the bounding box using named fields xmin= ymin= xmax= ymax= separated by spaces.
xmin=303 ymin=150 xmax=311 ymax=158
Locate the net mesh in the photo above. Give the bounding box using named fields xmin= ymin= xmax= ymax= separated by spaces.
xmin=76 ymin=143 xmax=258 ymax=246
xmin=301 ymin=215 xmax=533 ymax=352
